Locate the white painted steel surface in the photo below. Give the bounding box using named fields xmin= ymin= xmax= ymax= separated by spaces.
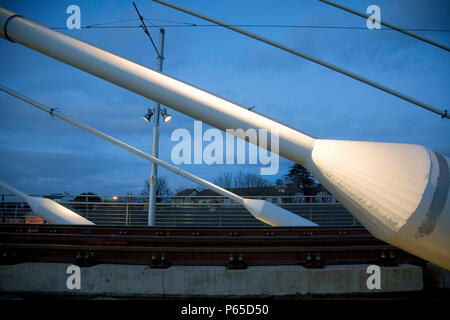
xmin=243 ymin=199 xmax=318 ymax=227
xmin=0 ymin=180 xmax=94 ymax=225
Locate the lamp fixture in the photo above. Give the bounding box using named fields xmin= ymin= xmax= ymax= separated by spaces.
xmin=142 ymin=108 xmax=154 ymax=122
xmin=161 ymin=108 xmax=172 ymax=122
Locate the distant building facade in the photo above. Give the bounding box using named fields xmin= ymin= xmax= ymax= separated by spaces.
xmin=172 ymin=184 xmax=335 ymax=205
xmin=173 ymin=188 xmax=198 ymax=203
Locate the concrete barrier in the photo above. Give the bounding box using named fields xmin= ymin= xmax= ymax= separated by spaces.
xmin=0 ymin=263 xmax=423 ymax=297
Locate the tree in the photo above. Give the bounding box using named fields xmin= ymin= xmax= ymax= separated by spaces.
xmin=72 ymin=192 xmax=102 ymax=211
xmin=213 ymin=172 xmax=234 ymax=189
xmin=213 ymin=171 xmax=272 ymax=189
xmin=275 ymin=178 xmax=284 ymax=186
xmin=140 ymin=176 xmax=172 ymax=199
xmin=233 ymin=171 xmax=271 ymax=188
xmin=285 ymin=164 xmax=316 ymax=200
xmin=174 ymin=185 xmax=193 ymax=194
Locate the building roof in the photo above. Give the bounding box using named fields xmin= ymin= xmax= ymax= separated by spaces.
xmin=174 ymin=184 xmax=331 ymax=199
xmin=174 ymin=188 xmax=197 ymax=197
xmin=195 ymin=185 xmax=298 ymax=198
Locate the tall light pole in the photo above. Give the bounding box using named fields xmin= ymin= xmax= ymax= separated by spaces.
xmin=148 ymin=28 xmax=165 ymax=226
xmin=132 ymin=2 xmax=168 ymax=226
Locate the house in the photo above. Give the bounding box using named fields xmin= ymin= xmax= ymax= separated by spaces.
xmin=172 ymin=188 xmax=198 ymax=203
xmin=192 ymin=185 xmax=298 ymax=205
xmin=173 ymin=184 xmax=336 ymax=205
xmin=43 ymin=192 xmax=71 ymax=203
xmin=193 ymin=189 xmax=224 ymax=205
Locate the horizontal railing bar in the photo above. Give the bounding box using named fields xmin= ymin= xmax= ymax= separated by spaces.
xmin=1 ymin=195 xmax=360 ymax=227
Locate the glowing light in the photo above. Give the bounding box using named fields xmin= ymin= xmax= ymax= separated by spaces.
xmin=161 ymin=108 xmax=172 ymax=122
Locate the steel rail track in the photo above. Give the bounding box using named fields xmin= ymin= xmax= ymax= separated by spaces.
xmin=0 ymin=224 xmax=423 ymax=269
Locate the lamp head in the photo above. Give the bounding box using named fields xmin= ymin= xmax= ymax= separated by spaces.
xmin=142 ymin=108 xmax=154 ymax=122
xmin=161 ymin=108 xmax=172 ymax=122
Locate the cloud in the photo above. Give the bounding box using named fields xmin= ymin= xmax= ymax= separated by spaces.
xmin=0 ymin=148 xmax=147 ymax=195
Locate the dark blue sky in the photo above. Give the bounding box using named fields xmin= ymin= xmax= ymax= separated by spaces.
xmin=0 ymin=0 xmax=449 ymax=196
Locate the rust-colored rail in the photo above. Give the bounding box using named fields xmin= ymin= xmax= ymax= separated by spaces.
xmin=0 ymin=224 xmax=423 ymax=269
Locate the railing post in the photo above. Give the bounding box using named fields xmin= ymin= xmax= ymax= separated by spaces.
xmin=85 ymin=194 xmax=89 ymax=219
xmin=309 ymin=202 xmax=312 ymax=222
xmin=125 ymin=197 xmax=129 ymax=227
xmin=173 ymin=207 xmax=176 ymax=227
xmin=1 ymin=194 xmax=4 ymax=223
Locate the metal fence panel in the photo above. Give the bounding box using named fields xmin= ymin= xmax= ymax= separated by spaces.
xmin=0 ymin=195 xmax=361 ymax=227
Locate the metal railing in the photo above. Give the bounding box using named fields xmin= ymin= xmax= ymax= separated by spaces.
xmin=0 ymin=194 xmax=361 ymax=227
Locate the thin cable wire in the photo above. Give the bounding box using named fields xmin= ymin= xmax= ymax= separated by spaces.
xmin=51 ymin=23 xmax=450 ymax=32
xmin=143 ymin=18 xmax=159 ymax=28
xmin=85 ymin=18 xmax=141 ymax=28
xmin=319 ymin=0 xmax=450 ymax=51
xmin=144 ymin=16 xmax=193 ymax=26
xmin=132 ymin=2 xmax=160 ymax=57
xmin=152 ymin=0 xmax=449 ymax=119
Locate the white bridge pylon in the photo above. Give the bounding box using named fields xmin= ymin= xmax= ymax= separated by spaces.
xmin=0 ymin=180 xmax=94 ymax=225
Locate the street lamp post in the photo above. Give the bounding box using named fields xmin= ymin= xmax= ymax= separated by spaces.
xmin=148 ymin=28 xmax=165 ymax=226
